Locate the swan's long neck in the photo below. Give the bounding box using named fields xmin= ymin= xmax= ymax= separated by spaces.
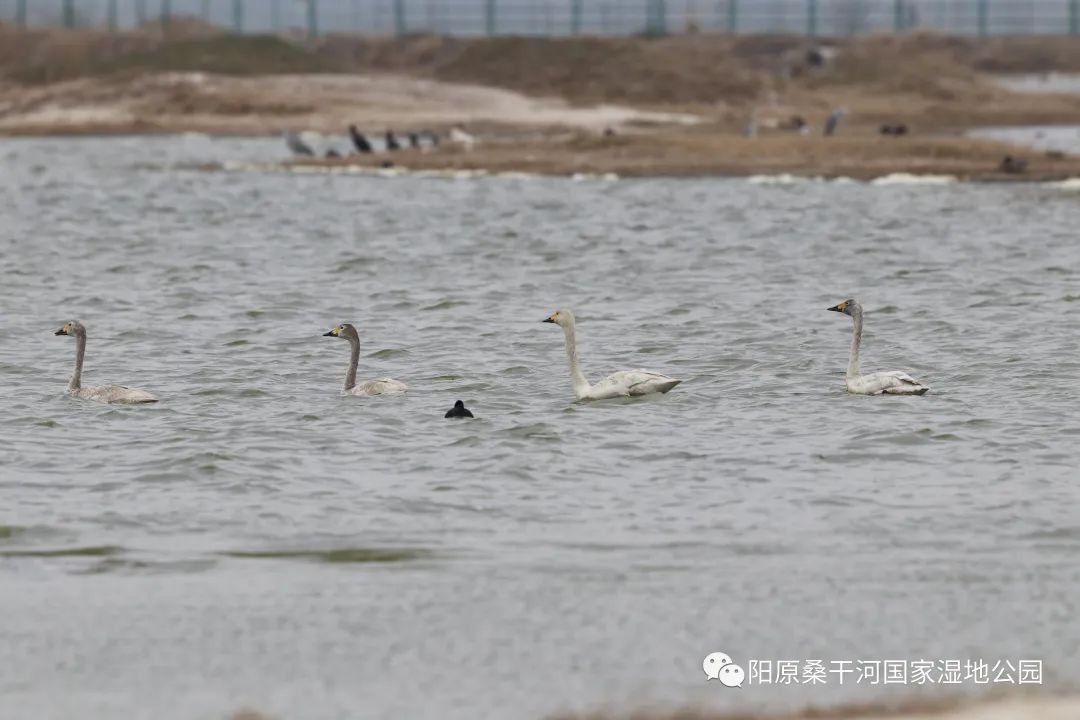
xmin=847 ymin=311 xmax=862 ymax=379
xmin=70 ymin=332 xmax=85 ymax=391
xmin=561 ymin=319 xmax=591 ymax=398
xmin=344 ymin=335 xmax=360 ymax=392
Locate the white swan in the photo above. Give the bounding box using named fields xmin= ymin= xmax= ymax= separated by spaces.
xmin=827 ymin=299 xmax=929 ymax=395
xmin=542 ymin=310 xmax=681 ymax=400
xmin=323 ymin=323 xmax=407 ymax=396
xmin=54 ymin=321 xmax=158 ymax=404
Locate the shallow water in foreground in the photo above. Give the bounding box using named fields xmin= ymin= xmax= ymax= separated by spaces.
xmin=2 ymin=137 xmax=1080 ymax=720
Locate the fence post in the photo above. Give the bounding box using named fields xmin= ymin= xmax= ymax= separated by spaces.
xmin=645 ymin=0 xmax=661 ymax=35
xmin=571 ymin=0 xmax=582 ymax=33
xmin=484 ymin=0 xmax=496 ymax=34
xmin=108 ymin=0 xmax=117 ymax=29
xmin=16 ymin=0 xmax=26 ymax=27
xmin=977 ymin=0 xmax=988 ymax=36
xmin=806 ymin=0 xmax=817 ymax=35
xmin=726 ymin=0 xmax=737 ymax=32
xmin=308 ymin=0 xmax=319 ymax=38
xmin=1071 ymin=0 xmax=1079 ymax=35
xmin=62 ymin=0 xmax=74 ymax=27
xmin=162 ymin=0 xmax=172 ymax=29
xmin=893 ymin=0 xmax=903 ymax=30
xmin=232 ymin=0 xmax=243 ymax=32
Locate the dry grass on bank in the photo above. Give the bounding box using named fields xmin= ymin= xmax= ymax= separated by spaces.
xmin=4 ymin=23 xmax=1080 ymax=103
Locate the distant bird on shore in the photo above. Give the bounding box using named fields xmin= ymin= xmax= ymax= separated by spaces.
xmin=779 ymin=115 xmax=809 ymax=134
xmin=879 ymin=123 xmax=909 ymax=136
xmin=423 ymin=129 xmax=440 ymax=147
xmin=444 ymin=400 xmax=474 ymax=418
xmin=408 ymin=132 xmax=421 ymax=149
xmin=449 ymin=125 xmax=477 ymax=150
xmin=348 ymin=124 xmax=373 ymax=153
xmin=284 ymin=131 xmax=315 ymax=156
xmin=385 ymin=130 xmax=401 ymax=151
xmin=744 ymin=109 xmax=759 ymax=138
xmin=325 ymin=148 xmax=341 ymax=158
xmin=999 ymin=155 xmax=1028 ymax=174
xmin=824 ymin=108 xmax=847 ymax=137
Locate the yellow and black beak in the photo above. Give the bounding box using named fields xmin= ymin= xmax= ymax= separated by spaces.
xmin=542 ymin=313 xmax=558 ymax=324
xmin=323 ymin=326 xmax=341 ymax=337
xmin=827 ymin=302 xmax=847 ymax=313
xmin=54 ymin=324 xmax=69 ymax=336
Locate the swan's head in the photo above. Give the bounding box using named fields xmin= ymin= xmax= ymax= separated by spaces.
xmin=542 ymin=309 xmax=575 ymax=328
xmin=827 ymin=299 xmax=860 ymax=317
xmin=323 ymin=323 xmax=359 ymax=340
xmin=54 ymin=320 xmax=85 ymax=337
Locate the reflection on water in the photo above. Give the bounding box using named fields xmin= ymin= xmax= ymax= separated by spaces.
xmin=980 ymin=74 xmax=1080 ymax=156
xmin=970 ymin=125 xmax=1080 ymax=155
xmin=2 ymin=136 xmax=1080 ymax=720
xmin=996 ymin=72 xmax=1080 ymax=95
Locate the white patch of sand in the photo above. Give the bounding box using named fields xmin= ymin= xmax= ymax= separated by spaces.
xmin=0 ymin=72 xmax=701 ymax=135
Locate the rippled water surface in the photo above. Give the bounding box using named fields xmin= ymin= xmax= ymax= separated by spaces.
xmin=2 ymin=137 xmax=1080 ymax=720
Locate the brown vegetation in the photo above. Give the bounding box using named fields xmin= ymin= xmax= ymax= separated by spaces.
xmin=4 ymin=24 xmax=1080 ymax=105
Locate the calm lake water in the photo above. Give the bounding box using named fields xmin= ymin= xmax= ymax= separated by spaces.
xmin=2 ymin=136 xmax=1080 ymax=720
xmin=978 ymin=74 xmax=1080 ymax=155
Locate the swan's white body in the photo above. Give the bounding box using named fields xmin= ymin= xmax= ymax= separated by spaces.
xmin=72 ymin=384 xmax=158 ymax=404
xmin=348 ymin=378 xmax=408 ymax=396
xmin=324 ymin=323 xmax=407 ymax=397
xmin=543 ymin=310 xmax=681 ymax=401
xmin=829 ymin=300 xmax=929 ymax=396
xmin=54 ymin=321 xmax=158 ymax=404
xmin=845 ymin=370 xmax=927 ymax=396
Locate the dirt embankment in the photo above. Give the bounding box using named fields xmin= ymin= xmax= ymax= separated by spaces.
xmin=2 ymin=25 xmax=1080 ymax=178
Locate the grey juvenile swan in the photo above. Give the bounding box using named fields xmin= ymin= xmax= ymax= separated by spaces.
xmin=54 ymin=321 xmax=158 ymax=404
xmin=827 ymin=299 xmax=929 ymax=395
xmin=323 ymin=323 xmax=407 ymax=396
xmin=542 ymin=309 xmax=681 ymax=400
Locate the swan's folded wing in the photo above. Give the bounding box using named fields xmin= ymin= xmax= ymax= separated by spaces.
xmin=82 ymin=384 xmax=158 ymax=404
xmin=592 ymin=369 xmax=681 ymax=397
xmin=857 ymin=371 xmax=929 ymax=395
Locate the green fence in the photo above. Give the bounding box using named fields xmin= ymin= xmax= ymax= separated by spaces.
xmin=4 ymin=0 xmax=1080 ymax=37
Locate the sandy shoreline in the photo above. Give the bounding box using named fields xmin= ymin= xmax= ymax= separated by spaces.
xmin=225 ymin=694 xmax=1080 ymax=720
xmin=550 ymin=694 xmax=1080 ymax=720
xmin=272 ymin=137 xmax=1080 ymax=182
xmin=2 ymin=30 xmax=1080 ymax=179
